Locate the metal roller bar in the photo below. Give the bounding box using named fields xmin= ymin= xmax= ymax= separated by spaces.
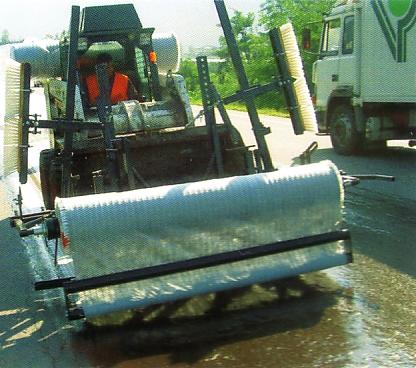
xmin=222 ymin=80 xmax=281 ymax=105
xmin=349 ymin=174 xmax=395 ymax=181
xmin=10 ymin=210 xmax=54 ymax=227
xmin=63 ymin=229 xmax=351 ymax=295
xmin=35 ymin=277 xmax=75 ymax=291
xmin=36 ymin=120 xmax=104 ymax=131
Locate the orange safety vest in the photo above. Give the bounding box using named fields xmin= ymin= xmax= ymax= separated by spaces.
xmin=85 ymin=72 xmax=129 ymax=105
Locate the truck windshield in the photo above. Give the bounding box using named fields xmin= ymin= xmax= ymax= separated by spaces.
xmin=321 ymin=18 xmax=341 ymax=56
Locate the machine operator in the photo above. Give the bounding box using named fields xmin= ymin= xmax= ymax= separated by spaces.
xmin=85 ymin=52 xmax=139 ymax=106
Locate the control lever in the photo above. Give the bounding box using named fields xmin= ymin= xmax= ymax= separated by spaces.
xmin=341 ymin=171 xmax=395 ymax=187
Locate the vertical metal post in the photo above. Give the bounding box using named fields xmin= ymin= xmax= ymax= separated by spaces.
xmin=209 ymin=83 xmax=256 ymax=174
xmin=122 ymin=138 xmax=137 ymax=190
xmin=96 ymin=64 xmax=114 ymax=138
xmin=214 ymin=0 xmax=274 ymax=171
xmin=96 ymin=64 xmax=119 ymax=190
xmin=197 ymin=56 xmax=224 ymax=176
xmin=269 ymin=28 xmax=304 ymax=135
xmin=19 ymin=63 xmax=31 ymax=184
xmin=61 ymin=5 xmax=80 ymax=197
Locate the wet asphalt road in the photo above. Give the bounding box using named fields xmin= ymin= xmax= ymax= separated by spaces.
xmin=0 ymin=96 xmax=415 ymax=367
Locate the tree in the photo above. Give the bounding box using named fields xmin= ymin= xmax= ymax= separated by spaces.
xmin=179 ymin=1 xmax=338 ymax=111
xmin=259 ymin=0 xmax=336 ymax=32
xmin=178 ymin=59 xmax=201 ymax=101
xmin=215 ymin=10 xmax=259 ymax=94
xmin=217 ymin=11 xmax=257 ymax=63
xmin=259 ymin=0 xmax=336 ymax=84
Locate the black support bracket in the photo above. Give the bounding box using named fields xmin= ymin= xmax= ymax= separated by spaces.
xmin=197 ymin=56 xmax=224 ymax=176
xmin=63 ymin=229 xmax=351 ymax=295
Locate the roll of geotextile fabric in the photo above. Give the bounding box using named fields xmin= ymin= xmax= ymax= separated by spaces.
xmin=56 ymin=160 xmax=348 ymax=318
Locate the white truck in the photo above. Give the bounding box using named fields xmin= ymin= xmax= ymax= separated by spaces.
xmin=305 ymin=0 xmax=416 ymax=154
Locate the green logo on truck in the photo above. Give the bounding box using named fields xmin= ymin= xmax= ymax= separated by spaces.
xmin=371 ymin=0 xmax=416 ymax=62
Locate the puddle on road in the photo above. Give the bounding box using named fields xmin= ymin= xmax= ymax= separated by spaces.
xmin=332 ymin=188 xmax=416 ymax=367
xmin=344 ymin=187 xmax=416 ymax=278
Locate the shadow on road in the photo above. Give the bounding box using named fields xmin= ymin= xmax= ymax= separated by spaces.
xmin=71 ymin=276 xmax=349 ymax=367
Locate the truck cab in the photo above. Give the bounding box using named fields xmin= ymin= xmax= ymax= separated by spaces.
xmin=311 ymin=0 xmax=416 ymax=154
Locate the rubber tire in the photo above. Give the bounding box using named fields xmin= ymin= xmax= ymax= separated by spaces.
xmin=368 ymin=140 xmax=387 ymax=152
xmin=39 ymin=149 xmax=61 ymax=210
xmin=330 ymin=105 xmax=362 ymax=155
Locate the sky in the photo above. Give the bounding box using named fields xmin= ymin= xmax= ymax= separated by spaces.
xmin=0 ymin=0 xmax=264 ymax=50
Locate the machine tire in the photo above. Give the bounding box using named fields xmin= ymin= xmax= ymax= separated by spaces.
xmin=330 ymin=105 xmax=363 ymax=155
xmin=39 ymin=149 xmax=61 ymax=210
xmin=368 ymin=140 xmax=387 ymax=152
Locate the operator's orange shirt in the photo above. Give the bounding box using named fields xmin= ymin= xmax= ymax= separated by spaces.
xmin=86 ymin=72 xmax=129 ymax=105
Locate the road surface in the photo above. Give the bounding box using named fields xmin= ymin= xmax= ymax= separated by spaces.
xmin=0 ymin=93 xmax=415 ymax=367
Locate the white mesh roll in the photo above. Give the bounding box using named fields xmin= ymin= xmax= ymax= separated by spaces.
xmin=55 ymin=161 xmax=348 ymax=317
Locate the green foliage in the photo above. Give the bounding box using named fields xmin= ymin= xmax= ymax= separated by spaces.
xmin=259 ymin=0 xmax=336 ymax=84
xmin=179 ymin=1 xmax=336 ymax=112
xmin=259 ymin=0 xmax=336 ymax=31
xmin=178 ymin=59 xmax=201 ymax=101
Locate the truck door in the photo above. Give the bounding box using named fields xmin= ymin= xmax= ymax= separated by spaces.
xmin=314 ymin=17 xmax=342 ymax=109
xmin=337 ymin=15 xmax=355 ymax=91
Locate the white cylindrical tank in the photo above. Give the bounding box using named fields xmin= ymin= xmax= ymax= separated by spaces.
xmin=8 ymin=39 xmax=61 ymax=78
xmin=153 ymin=33 xmax=181 ymax=73
xmin=2 ymin=33 xmax=181 ymax=78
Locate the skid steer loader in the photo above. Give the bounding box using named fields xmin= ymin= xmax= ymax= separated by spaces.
xmin=3 ymin=1 xmax=352 ymax=320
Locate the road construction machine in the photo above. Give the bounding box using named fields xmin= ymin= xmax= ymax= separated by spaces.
xmin=2 ymin=1 xmax=352 ymax=321
xmin=17 ymin=4 xmax=252 ymax=207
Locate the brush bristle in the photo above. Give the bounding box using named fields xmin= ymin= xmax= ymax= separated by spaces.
xmin=294 ymin=79 xmax=317 ymax=133
xmin=1 ymin=58 xmax=23 ymax=176
xmin=279 ymin=23 xmax=304 ymax=79
xmin=279 ymin=23 xmax=318 ymax=133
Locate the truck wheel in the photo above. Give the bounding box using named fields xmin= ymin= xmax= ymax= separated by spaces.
xmin=39 ymin=149 xmax=61 ymax=210
xmin=330 ymin=105 xmax=362 ymax=155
